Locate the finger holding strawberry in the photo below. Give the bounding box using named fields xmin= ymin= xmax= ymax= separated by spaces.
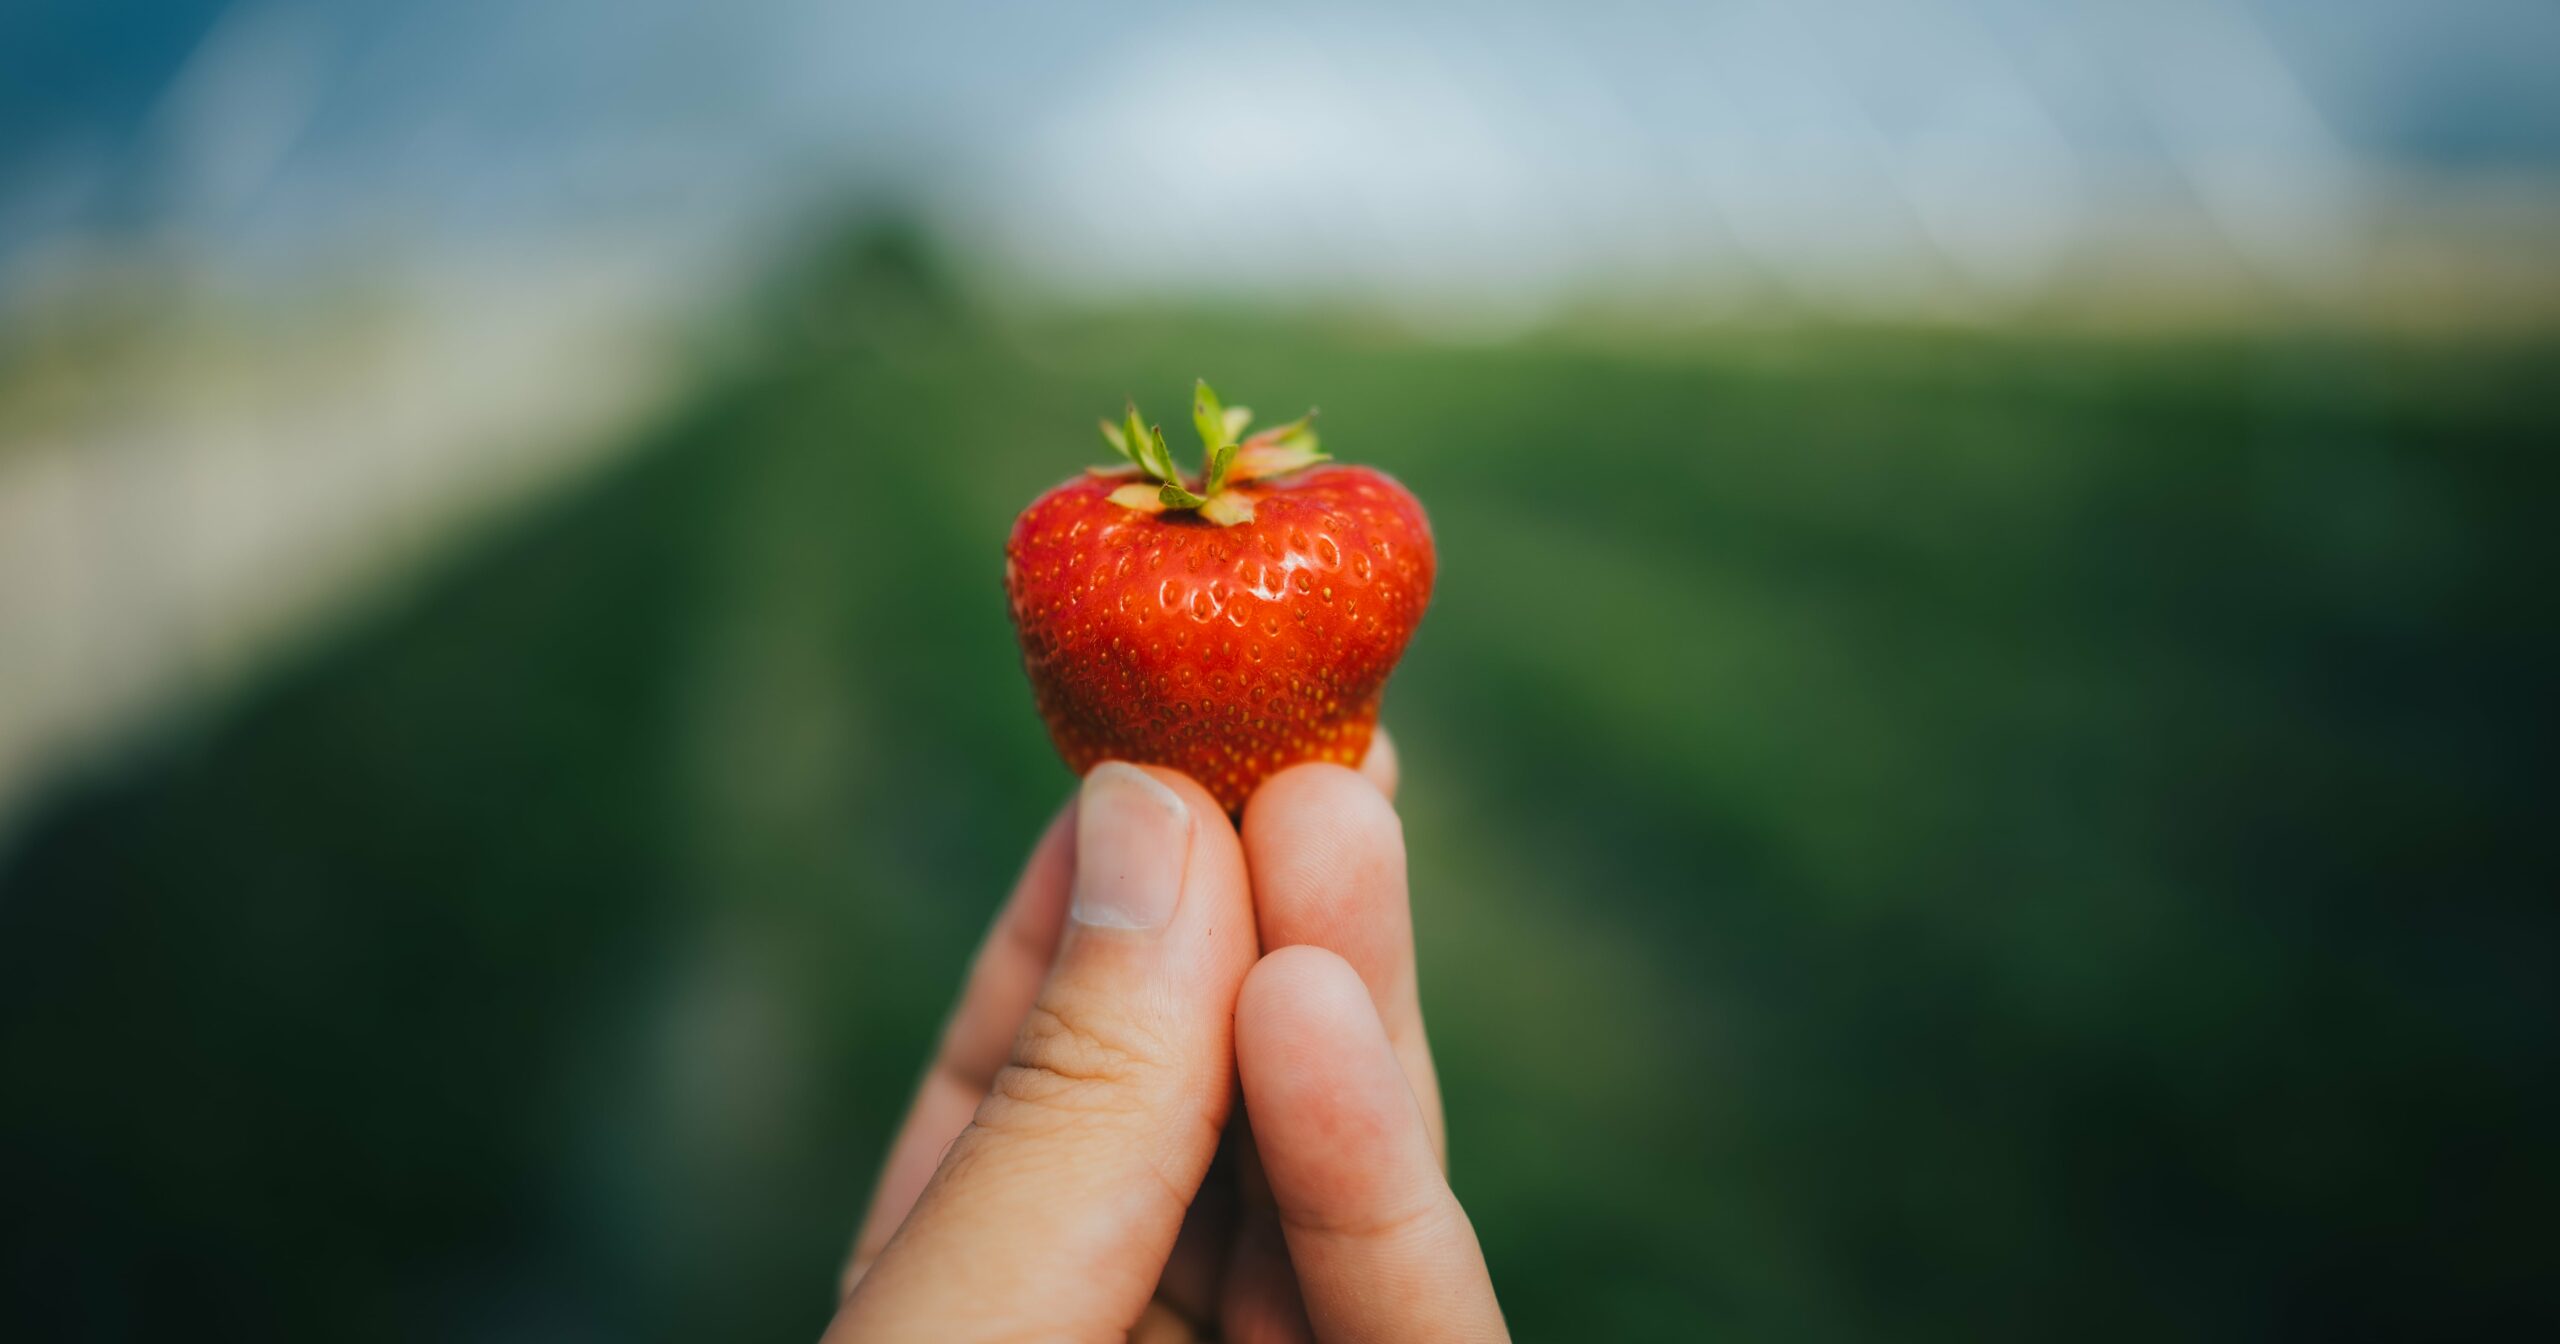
xmin=833 ymin=758 xmax=1504 ymax=1342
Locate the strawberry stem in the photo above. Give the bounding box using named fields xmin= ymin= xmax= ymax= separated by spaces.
xmin=1095 ymin=380 xmax=1329 ymax=526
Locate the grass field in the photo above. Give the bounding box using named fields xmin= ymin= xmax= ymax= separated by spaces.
xmin=5 ymin=235 xmax=2556 ymax=1340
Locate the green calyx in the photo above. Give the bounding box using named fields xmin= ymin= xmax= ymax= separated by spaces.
xmin=1096 ymin=379 xmax=1327 ymax=526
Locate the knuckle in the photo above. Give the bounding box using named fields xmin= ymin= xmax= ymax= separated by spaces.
xmin=1285 ymin=1190 xmax=1447 ymax=1249
xmin=977 ymin=999 xmax=1168 ymax=1129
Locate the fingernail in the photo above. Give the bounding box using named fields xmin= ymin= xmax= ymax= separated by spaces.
xmin=1072 ymin=762 xmax=1192 ymax=931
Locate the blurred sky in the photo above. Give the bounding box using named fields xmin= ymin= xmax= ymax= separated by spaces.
xmin=6 ymin=0 xmax=2560 ymax=317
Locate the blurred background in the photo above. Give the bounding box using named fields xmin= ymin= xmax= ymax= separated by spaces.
xmin=4 ymin=0 xmax=2556 ymax=1338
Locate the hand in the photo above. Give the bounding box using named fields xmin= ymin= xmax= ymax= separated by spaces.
xmin=827 ymin=736 xmax=1506 ymax=1341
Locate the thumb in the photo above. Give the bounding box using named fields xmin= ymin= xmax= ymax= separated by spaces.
xmin=829 ymin=763 xmax=1257 ymax=1343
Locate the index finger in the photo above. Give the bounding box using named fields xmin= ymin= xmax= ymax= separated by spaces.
xmin=1237 ymin=947 xmax=1506 ymax=1341
xmin=1238 ymin=756 xmax=1443 ymax=1160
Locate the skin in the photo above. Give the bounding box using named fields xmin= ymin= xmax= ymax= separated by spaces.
xmin=828 ymin=729 xmax=1507 ymax=1342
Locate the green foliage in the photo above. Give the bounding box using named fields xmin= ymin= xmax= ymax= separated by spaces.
xmin=3 ymin=288 xmax=2555 ymax=1340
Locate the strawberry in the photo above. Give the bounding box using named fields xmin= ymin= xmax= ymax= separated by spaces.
xmin=1005 ymin=381 xmax=1435 ymax=812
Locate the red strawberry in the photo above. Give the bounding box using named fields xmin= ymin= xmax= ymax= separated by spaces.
xmin=1005 ymin=381 xmax=1434 ymax=812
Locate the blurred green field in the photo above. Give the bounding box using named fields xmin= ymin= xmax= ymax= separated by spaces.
xmin=5 ymin=234 xmax=2556 ymax=1341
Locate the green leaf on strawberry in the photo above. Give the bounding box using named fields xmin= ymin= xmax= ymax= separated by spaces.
xmin=1093 ymin=379 xmax=1326 ymax=527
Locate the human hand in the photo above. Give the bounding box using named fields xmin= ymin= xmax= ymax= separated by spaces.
xmin=826 ymin=736 xmax=1506 ymax=1341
